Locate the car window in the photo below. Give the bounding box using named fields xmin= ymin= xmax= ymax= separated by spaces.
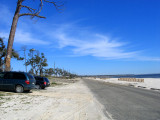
xmin=0 ymin=73 xmax=4 ymax=79
xmin=35 ymin=77 xmax=43 ymax=81
xmin=13 ymin=73 xmax=26 ymax=80
xmin=45 ymin=78 xmax=49 ymax=82
xmin=4 ymin=73 xmax=13 ymax=79
xmin=27 ymin=73 xmax=34 ymax=80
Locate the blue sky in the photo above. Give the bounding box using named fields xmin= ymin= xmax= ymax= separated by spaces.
xmin=0 ymin=0 xmax=160 ymax=75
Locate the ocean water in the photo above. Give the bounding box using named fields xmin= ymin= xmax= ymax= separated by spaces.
xmin=97 ymin=74 xmax=160 ymax=78
xmin=133 ymin=74 xmax=160 ymax=78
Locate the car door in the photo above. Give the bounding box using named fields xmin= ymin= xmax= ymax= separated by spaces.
xmin=13 ymin=73 xmax=26 ymax=85
xmin=0 ymin=73 xmax=5 ymax=90
xmin=3 ymin=73 xmax=14 ymax=90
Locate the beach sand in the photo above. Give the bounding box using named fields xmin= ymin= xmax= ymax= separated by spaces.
xmin=0 ymin=79 xmax=108 ymax=120
xmin=91 ymin=78 xmax=160 ymax=90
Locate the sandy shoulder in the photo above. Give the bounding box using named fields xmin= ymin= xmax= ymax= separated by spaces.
xmin=0 ymin=80 xmax=108 ymax=120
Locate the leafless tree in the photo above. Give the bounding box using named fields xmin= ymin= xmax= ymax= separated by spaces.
xmin=5 ymin=0 xmax=64 ymax=71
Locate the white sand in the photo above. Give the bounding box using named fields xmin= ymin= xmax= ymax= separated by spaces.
xmin=93 ymin=78 xmax=160 ymax=90
xmin=0 ymin=80 xmax=108 ymax=120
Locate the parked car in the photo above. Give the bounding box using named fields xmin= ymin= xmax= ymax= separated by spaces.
xmin=0 ymin=72 xmax=36 ymax=93
xmin=34 ymin=76 xmax=46 ymax=89
xmin=44 ymin=77 xmax=50 ymax=87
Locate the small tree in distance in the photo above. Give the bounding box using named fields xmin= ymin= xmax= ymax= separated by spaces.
xmin=26 ymin=50 xmax=48 ymax=76
xmin=36 ymin=53 xmax=48 ymax=76
xmin=5 ymin=0 xmax=64 ymax=71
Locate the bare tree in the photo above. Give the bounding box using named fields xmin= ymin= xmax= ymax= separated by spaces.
xmin=5 ymin=0 xmax=64 ymax=71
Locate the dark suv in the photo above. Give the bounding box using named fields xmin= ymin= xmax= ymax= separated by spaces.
xmin=0 ymin=72 xmax=36 ymax=93
xmin=34 ymin=76 xmax=46 ymax=89
xmin=44 ymin=77 xmax=50 ymax=87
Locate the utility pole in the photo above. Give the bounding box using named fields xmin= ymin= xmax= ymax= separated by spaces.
xmin=54 ymin=62 xmax=55 ymax=76
xmin=24 ymin=49 xmax=27 ymax=72
xmin=54 ymin=62 xmax=55 ymax=71
xmin=21 ymin=46 xmax=27 ymax=72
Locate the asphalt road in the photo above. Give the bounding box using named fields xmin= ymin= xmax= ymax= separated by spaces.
xmin=83 ymin=79 xmax=160 ymax=120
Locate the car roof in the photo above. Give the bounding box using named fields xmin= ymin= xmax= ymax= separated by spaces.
xmin=0 ymin=71 xmax=33 ymax=75
xmin=1 ymin=71 xmax=25 ymax=73
xmin=34 ymin=76 xmax=43 ymax=77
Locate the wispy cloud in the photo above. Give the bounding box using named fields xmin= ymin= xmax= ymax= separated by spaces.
xmin=48 ymin=24 xmax=139 ymax=59
xmin=0 ymin=29 xmax=50 ymax=45
xmin=0 ymin=4 xmax=50 ymax=45
xmin=0 ymin=3 xmax=159 ymax=61
xmin=14 ymin=29 xmax=50 ymax=45
xmin=136 ymin=57 xmax=160 ymax=61
xmin=45 ymin=23 xmax=160 ymax=61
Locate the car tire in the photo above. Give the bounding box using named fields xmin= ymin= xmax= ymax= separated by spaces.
xmin=15 ymin=85 xmax=24 ymax=93
xmin=41 ymin=87 xmax=45 ymax=89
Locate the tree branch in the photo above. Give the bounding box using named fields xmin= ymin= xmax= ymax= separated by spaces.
xmin=21 ymin=5 xmax=36 ymax=13
xmin=19 ymin=13 xmax=46 ymax=18
xmin=18 ymin=0 xmax=25 ymax=2
xmin=44 ymin=0 xmax=64 ymax=10
xmin=20 ymin=0 xmax=44 ymax=18
xmin=37 ymin=0 xmax=43 ymax=14
xmin=20 ymin=0 xmax=64 ymax=19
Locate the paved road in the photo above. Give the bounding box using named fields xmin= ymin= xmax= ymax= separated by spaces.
xmin=83 ymin=79 xmax=160 ymax=120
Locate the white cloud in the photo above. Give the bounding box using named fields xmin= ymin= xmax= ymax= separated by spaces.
xmin=49 ymin=24 xmax=138 ymax=59
xmin=14 ymin=29 xmax=50 ymax=45
xmin=0 ymin=3 xmax=159 ymax=61
xmin=0 ymin=4 xmax=50 ymax=45
xmin=0 ymin=29 xmax=50 ymax=45
xmin=44 ymin=23 xmax=160 ymax=61
xmin=136 ymin=57 xmax=160 ymax=61
xmin=0 ymin=4 xmax=137 ymax=59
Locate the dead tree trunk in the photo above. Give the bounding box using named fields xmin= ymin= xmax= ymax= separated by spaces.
xmin=5 ymin=0 xmax=22 ymax=71
xmin=5 ymin=0 xmax=63 ymax=71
